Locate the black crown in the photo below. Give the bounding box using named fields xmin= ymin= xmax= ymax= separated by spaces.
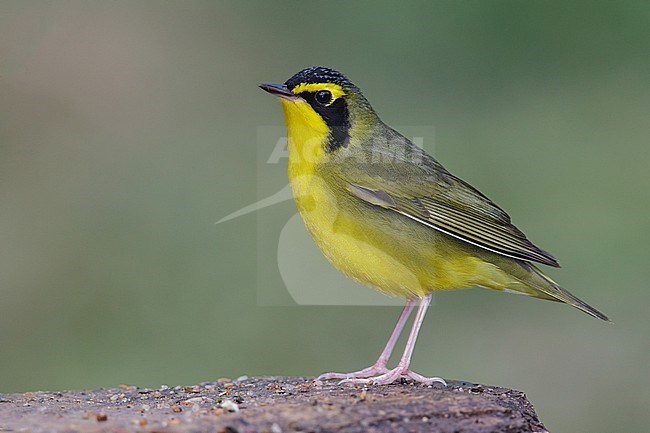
xmin=285 ymin=66 xmax=353 ymax=90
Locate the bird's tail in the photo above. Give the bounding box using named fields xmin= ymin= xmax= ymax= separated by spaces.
xmin=513 ymin=262 xmax=610 ymax=322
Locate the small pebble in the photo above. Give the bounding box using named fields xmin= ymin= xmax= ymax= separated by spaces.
xmin=182 ymin=397 xmax=204 ymax=405
xmin=220 ymin=399 xmax=239 ymax=412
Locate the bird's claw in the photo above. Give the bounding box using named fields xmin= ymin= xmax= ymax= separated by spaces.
xmin=317 ymin=363 xmax=390 ymax=381
xmin=335 ymin=365 xmax=446 ymax=386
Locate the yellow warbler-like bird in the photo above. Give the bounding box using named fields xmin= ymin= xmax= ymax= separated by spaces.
xmin=259 ymin=66 xmax=609 ymax=385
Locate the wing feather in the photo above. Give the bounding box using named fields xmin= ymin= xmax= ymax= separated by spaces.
xmin=348 ymin=180 xmax=560 ymax=267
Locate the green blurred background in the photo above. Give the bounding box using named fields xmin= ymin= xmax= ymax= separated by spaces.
xmin=1 ymin=1 xmax=649 ymax=431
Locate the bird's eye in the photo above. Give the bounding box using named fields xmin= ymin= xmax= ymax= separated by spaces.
xmin=315 ymin=90 xmax=332 ymax=105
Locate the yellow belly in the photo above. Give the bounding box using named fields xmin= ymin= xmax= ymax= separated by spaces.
xmin=289 ymin=168 xmax=499 ymax=299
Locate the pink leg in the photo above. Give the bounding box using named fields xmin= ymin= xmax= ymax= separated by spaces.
xmin=340 ymin=293 xmax=446 ymax=386
xmin=318 ymin=300 xmax=416 ymax=380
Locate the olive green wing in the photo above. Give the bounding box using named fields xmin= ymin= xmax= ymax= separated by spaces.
xmin=346 ymin=172 xmax=560 ymax=267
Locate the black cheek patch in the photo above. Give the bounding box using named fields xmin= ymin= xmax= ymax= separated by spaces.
xmin=321 ymin=98 xmax=350 ymax=153
xmin=300 ymin=92 xmax=350 ymax=153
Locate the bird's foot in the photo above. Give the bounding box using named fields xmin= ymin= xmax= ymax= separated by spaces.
xmin=337 ymin=364 xmax=447 ymax=386
xmin=317 ymin=362 xmax=390 ymax=380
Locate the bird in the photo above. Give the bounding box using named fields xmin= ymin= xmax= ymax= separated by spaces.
xmin=259 ymin=66 xmax=609 ymax=386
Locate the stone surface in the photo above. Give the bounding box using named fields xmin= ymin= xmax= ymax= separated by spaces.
xmin=0 ymin=376 xmax=549 ymax=433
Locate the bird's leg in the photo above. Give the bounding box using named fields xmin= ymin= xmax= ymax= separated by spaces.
xmin=340 ymin=293 xmax=447 ymax=386
xmin=317 ymin=300 xmax=416 ymax=380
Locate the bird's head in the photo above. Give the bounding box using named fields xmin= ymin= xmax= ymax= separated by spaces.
xmin=260 ymin=66 xmax=378 ymax=154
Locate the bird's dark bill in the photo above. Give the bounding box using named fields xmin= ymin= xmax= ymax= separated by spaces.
xmin=259 ymin=83 xmax=299 ymax=101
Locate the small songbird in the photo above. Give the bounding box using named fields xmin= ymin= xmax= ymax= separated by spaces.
xmin=259 ymin=66 xmax=609 ymax=385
